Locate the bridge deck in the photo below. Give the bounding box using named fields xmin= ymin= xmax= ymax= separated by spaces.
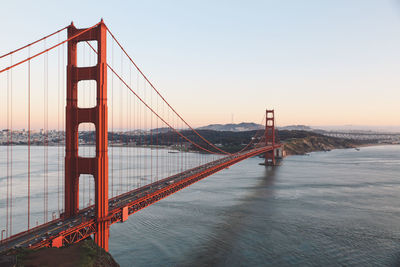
xmin=0 ymin=145 xmax=281 ymax=252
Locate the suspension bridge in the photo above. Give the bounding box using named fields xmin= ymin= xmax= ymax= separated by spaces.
xmin=0 ymin=20 xmax=282 ymax=252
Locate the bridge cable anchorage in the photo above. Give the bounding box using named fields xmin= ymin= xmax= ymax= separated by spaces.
xmin=85 ymin=41 xmax=226 ymax=155
xmin=104 ymin=26 xmax=232 ymax=155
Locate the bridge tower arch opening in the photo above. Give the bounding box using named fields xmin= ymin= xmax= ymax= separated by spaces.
xmin=64 ymin=20 xmax=109 ymax=251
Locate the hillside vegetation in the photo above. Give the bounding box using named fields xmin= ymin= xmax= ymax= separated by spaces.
xmin=0 ymin=240 xmax=119 ymax=267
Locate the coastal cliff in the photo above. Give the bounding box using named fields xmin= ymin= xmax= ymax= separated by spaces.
xmin=283 ymin=135 xmax=359 ymax=156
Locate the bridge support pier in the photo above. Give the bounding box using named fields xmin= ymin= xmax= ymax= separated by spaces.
xmin=65 ymin=20 xmax=110 ymax=251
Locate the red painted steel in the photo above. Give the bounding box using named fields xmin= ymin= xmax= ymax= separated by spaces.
xmin=65 ymin=20 xmax=109 ymax=251
xmin=51 ymin=235 xmax=63 ymax=248
xmin=0 ymin=23 xmax=100 ymax=74
xmin=122 ymin=207 xmax=128 ymax=222
xmin=265 ymin=109 xmax=276 ymax=165
xmin=0 ymin=26 xmax=68 ymax=59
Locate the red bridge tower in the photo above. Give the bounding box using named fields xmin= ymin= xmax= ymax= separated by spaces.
xmin=265 ymin=109 xmax=277 ymax=166
xmin=65 ymin=21 xmax=109 ymax=250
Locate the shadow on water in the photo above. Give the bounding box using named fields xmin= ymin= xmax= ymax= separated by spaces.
xmin=390 ymin=252 xmax=400 ymax=267
xmin=177 ymin=165 xmax=279 ymax=267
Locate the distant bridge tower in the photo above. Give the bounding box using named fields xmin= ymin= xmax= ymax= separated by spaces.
xmin=65 ymin=21 xmax=109 ymax=250
xmin=265 ymin=109 xmax=277 ymax=166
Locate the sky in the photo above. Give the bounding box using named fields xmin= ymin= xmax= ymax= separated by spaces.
xmin=0 ymin=0 xmax=400 ymax=129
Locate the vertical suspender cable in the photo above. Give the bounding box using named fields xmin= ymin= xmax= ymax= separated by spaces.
xmin=181 ymin=120 xmax=183 ymax=172
xmin=82 ymin=44 xmax=85 ymax=208
xmin=6 ymin=56 xmax=11 ymax=237
xmin=137 ymin=72 xmax=140 ymax=188
xmin=44 ymin=41 xmax=49 ymax=223
xmin=43 ymin=45 xmax=46 ymax=222
xmin=78 ymin=43 xmax=84 ymax=208
xmin=143 ymin=80 xmax=148 ymax=184
xmin=28 ymin=48 xmax=31 ymax=230
xmin=111 ymin=38 xmax=114 ymax=198
xmin=10 ymin=55 xmax=13 ymax=236
xmin=62 ymin=41 xmax=65 ymax=213
xmin=137 ymin=71 xmax=140 ymax=188
xmin=156 ymin=94 xmax=158 ymax=182
xmin=128 ymin=64 xmax=131 ymax=191
xmin=150 ymin=83 xmax=153 ymax=183
xmin=6 ymin=65 xmax=9 ymax=238
xmin=57 ymin=34 xmax=61 ymax=214
xmin=168 ymin=110 xmax=170 ymax=176
xmin=87 ymin=45 xmax=91 ymax=205
xmin=89 ymin=45 xmax=92 ymax=205
xmin=119 ymin=49 xmax=123 ymax=194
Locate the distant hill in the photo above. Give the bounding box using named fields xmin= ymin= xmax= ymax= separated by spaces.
xmin=197 ymin=122 xmax=264 ymax=132
xmin=197 ymin=123 xmax=316 ymax=132
xmin=277 ymin=125 xmax=313 ymax=131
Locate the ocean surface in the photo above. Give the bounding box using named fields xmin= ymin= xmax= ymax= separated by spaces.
xmin=109 ymin=145 xmax=400 ymax=266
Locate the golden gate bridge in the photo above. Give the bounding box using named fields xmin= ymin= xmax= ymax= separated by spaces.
xmin=0 ymin=20 xmax=282 ymax=252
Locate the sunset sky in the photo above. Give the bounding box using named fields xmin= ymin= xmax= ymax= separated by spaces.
xmin=1 ymin=0 xmax=399 ymax=129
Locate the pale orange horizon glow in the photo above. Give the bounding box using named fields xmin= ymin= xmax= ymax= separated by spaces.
xmin=1 ymin=1 xmax=399 ymax=132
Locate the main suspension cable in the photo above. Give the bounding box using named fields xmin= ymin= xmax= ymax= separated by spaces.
xmin=0 ymin=22 xmax=101 ymax=74
xmin=85 ymin=41 xmax=224 ymax=155
xmin=0 ymin=26 xmax=68 ymax=59
xmin=105 ymin=26 xmax=232 ymax=155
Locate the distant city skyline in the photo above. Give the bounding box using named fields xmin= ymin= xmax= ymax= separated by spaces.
xmin=2 ymin=123 xmax=400 ymax=133
xmin=1 ymin=0 xmax=399 ymax=128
